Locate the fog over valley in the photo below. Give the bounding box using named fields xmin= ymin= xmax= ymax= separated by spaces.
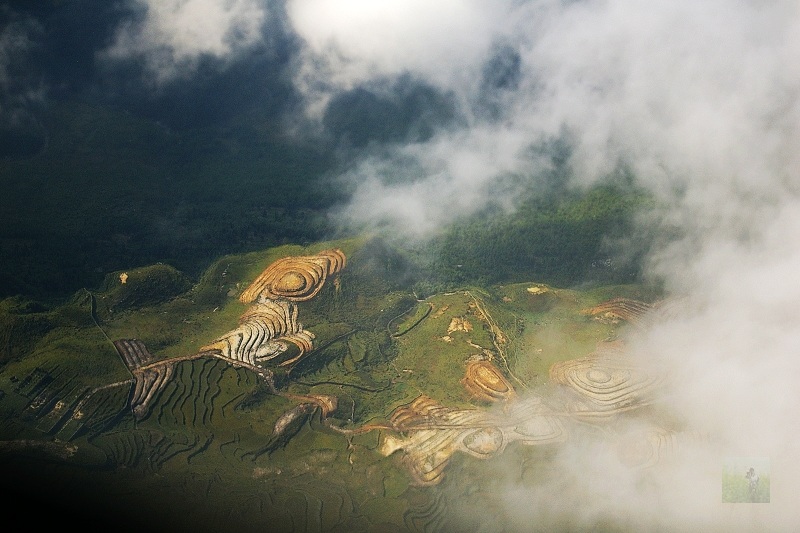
xmin=2 ymin=1 xmax=799 ymax=531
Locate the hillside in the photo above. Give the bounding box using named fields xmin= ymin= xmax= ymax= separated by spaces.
xmin=0 ymin=237 xmax=669 ymax=532
xmin=0 ymin=100 xmax=651 ymax=300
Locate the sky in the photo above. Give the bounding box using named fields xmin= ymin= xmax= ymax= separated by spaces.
xmin=3 ymin=0 xmax=800 ymax=530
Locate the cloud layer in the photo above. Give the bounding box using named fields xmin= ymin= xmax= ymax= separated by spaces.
xmin=287 ymin=0 xmax=799 ymax=244
xmin=5 ymin=1 xmax=800 ymax=529
xmin=285 ymin=1 xmax=800 ymax=530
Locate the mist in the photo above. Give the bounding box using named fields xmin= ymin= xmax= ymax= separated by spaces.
xmin=287 ymin=0 xmax=799 ymax=238
xmin=285 ymin=0 xmax=800 ymax=530
xmin=3 ymin=0 xmax=800 ymax=529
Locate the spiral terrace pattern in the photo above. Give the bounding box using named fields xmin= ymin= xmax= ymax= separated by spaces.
xmin=90 ymin=253 xmax=684 ymax=489
xmin=105 ymin=249 xmax=347 ymax=419
xmin=209 ymin=248 xmax=345 ymax=367
xmin=548 ymin=343 xmax=663 ymax=420
xmin=367 ymin=298 xmax=678 ymax=485
xmin=239 ymin=248 xmax=346 ymax=303
xmin=580 ymin=297 xmax=655 ymax=328
xmin=460 ymin=359 xmax=516 ymax=403
xmin=379 ymin=395 xmax=566 ymax=486
xmin=157 ymin=249 xmax=344 ymax=375
xmin=200 ymin=299 xmax=315 ymax=367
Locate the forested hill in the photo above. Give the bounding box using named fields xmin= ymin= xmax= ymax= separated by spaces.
xmin=0 ymin=100 xmax=338 ymax=298
xmin=426 ymin=182 xmax=653 ymax=291
xmin=1 ymin=98 xmax=651 ymax=300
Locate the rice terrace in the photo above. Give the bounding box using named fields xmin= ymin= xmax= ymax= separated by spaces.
xmin=2 ymin=2 xmax=796 ymax=530
xmin=0 ymin=239 xmax=706 ymax=531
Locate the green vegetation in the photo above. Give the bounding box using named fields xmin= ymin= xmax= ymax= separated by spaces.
xmin=428 ymin=183 xmax=654 ymax=289
xmin=0 ymin=235 xmax=663 ymax=530
xmin=0 ymin=99 xmax=659 ymax=301
xmin=0 ymin=100 xmax=337 ymax=298
xmin=0 ymin=94 xmax=669 ymax=530
xmin=323 ymin=76 xmax=459 ymax=148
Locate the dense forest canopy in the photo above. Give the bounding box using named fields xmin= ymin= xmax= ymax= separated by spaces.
xmin=0 ymin=1 xmax=663 ymax=301
xmin=0 ymin=98 xmax=651 ymax=299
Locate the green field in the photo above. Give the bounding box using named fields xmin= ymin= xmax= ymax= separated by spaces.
xmin=0 ymin=235 xmax=665 ymax=531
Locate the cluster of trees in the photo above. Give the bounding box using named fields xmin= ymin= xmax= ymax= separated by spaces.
xmin=0 ymin=101 xmax=337 ymax=298
xmin=424 ymin=183 xmax=653 ymax=290
xmin=0 ymin=95 xmax=653 ymax=301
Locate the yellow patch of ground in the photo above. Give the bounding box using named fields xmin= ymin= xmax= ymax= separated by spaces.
xmin=447 ymin=317 xmax=473 ymax=334
xmin=526 ymin=285 xmax=548 ymax=294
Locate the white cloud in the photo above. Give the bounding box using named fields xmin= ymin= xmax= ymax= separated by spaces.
xmin=617 ymin=199 xmax=800 ymax=530
xmin=104 ymin=0 xmax=268 ymax=83
xmin=286 ymin=1 xmax=800 ymax=530
xmin=333 ymin=124 xmax=548 ymax=237
xmin=287 ymin=0 xmax=503 ymax=94
xmin=285 ymin=0 xmax=517 ymax=123
xmin=286 ymin=0 xmax=800 ymax=243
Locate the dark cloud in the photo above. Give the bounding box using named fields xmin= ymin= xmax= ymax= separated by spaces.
xmin=0 ymin=4 xmax=46 ymax=157
xmin=0 ymin=1 xmax=302 ymax=131
xmin=322 ymin=75 xmax=459 ymax=149
xmin=476 ymin=43 xmax=522 ymax=120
